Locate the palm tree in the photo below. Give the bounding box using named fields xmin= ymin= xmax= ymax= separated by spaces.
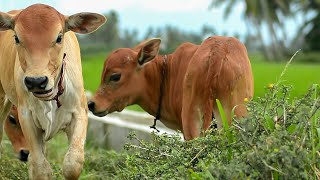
xmin=295 ymin=0 xmax=320 ymax=51
xmin=210 ymin=0 xmax=293 ymax=61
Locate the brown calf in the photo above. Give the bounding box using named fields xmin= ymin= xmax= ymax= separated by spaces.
xmin=89 ymin=36 xmax=254 ymax=140
xmin=4 ymin=106 xmax=28 ymax=161
xmin=0 ymin=4 xmax=106 ymax=179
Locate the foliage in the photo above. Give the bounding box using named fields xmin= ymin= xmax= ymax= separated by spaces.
xmin=210 ymin=0 xmax=320 ymax=61
xmin=105 ymin=84 xmax=320 ymax=179
xmin=210 ymin=0 xmax=293 ymax=60
xmin=0 ymin=149 xmax=64 ymax=179
xmin=77 ymin=11 xmax=133 ymax=55
xmin=81 ymin=149 xmax=127 ymax=179
xmin=0 ymin=85 xmax=319 ymax=179
xmin=296 ymin=1 xmax=320 ymax=51
xmin=143 ymin=25 xmax=216 ymax=54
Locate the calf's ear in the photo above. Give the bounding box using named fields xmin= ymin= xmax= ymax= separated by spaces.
xmin=65 ymin=13 xmax=107 ymax=34
xmin=0 ymin=12 xmax=14 ymax=31
xmin=137 ymin=38 xmax=161 ymax=65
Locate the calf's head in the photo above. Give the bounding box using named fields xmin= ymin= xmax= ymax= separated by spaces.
xmin=0 ymin=4 xmax=106 ymax=100
xmin=4 ymin=106 xmax=29 ymax=161
xmin=88 ymin=38 xmax=161 ymax=116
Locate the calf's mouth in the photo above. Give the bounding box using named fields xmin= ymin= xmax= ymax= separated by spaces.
xmin=92 ymin=110 xmax=109 ymax=117
xmin=32 ymin=88 xmax=53 ymax=99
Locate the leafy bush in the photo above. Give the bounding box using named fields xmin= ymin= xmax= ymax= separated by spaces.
xmin=1 ymin=84 xmax=319 ymax=179
xmin=95 ymin=84 xmax=319 ymax=179
xmin=81 ymin=149 xmax=127 ymax=179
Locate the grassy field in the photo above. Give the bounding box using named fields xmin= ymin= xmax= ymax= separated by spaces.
xmin=82 ymin=53 xmax=320 ymax=101
xmin=252 ymin=62 xmax=320 ymax=98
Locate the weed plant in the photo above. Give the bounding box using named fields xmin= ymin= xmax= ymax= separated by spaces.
xmin=105 ymin=84 xmax=319 ymax=179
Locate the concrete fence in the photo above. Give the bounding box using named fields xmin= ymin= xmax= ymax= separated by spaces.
xmin=87 ymin=110 xmax=183 ymax=151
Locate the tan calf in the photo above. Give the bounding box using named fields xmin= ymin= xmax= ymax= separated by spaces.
xmin=0 ymin=4 xmax=106 ymax=179
xmin=88 ymin=36 xmax=254 ymax=140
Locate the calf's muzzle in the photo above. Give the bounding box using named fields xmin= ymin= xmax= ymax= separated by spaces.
xmin=24 ymin=76 xmax=48 ymax=91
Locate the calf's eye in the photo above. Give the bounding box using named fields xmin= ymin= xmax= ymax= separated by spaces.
xmin=8 ymin=115 xmax=17 ymax=125
xmin=14 ymin=35 xmax=20 ymax=44
xmin=110 ymin=73 xmax=121 ymax=82
xmin=56 ymin=34 xmax=62 ymax=44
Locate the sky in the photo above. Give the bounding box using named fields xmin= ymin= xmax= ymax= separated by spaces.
xmin=0 ymin=0 xmax=301 ymax=42
xmin=1 ymin=1 xmax=248 ymax=38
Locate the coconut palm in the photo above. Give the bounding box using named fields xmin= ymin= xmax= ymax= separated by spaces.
xmin=210 ymin=0 xmax=293 ymax=60
xmin=295 ymin=0 xmax=320 ymax=51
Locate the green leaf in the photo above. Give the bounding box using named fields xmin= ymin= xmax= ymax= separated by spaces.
xmin=216 ymin=99 xmax=233 ymax=143
xmin=216 ymin=99 xmax=234 ymax=161
xmin=188 ymin=169 xmax=201 ymax=180
xmin=216 ymin=99 xmax=228 ymax=129
xmin=287 ymin=124 xmax=297 ymax=134
xmin=265 ymin=114 xmax=275 ymax=131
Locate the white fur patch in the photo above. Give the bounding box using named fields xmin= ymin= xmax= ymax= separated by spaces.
xmin=27 ymin=76 xmax=77 ymax=141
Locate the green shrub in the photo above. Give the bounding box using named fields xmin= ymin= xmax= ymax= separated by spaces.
xmin=107 ymin=84 xmax=320 ymax=179
xmin=0 ymin=84 xmax=319 ymax=179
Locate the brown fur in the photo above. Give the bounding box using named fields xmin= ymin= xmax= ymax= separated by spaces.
xmin=90 ymin=36 xmax=254 ymax=140
xmin=4 ymin=106 xmax=28 ymax=161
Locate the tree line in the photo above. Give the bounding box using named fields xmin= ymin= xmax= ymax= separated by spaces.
xmin=77 ymin=11 xmax=216 ymax=55
xmin=79 ymin=1 xmax=320 ymax=62
xmin=211 ymin=0 xmax=320 ymax=61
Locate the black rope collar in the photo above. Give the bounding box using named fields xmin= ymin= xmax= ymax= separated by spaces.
xmin=150 ymin=55 xmax=168 ymax=132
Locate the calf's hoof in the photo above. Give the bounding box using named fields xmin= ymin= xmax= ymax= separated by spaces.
xmin=63 ymin=150 xmax=84 ymax=179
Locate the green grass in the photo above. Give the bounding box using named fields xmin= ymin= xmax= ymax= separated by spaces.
xmin=252 ymin=62 xmax=320 ymax=98
xmin=82 ymin=53 xmax=106 ymax=93
xmin=82 ymin=53 xmax=320 ymax=101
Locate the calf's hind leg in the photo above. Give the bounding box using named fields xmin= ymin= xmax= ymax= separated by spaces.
xmin=181 ymin=88 xmax=214 ymax=140
xmin=181 ymin=65 xmax=209 ymax=140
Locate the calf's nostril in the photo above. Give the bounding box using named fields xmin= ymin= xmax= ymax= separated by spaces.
xmin=39 ymin=76 xmax=48 ymax=89
xmin=88 ymin=101 xmax=95 ymax=112
xmin=24 ymin=77 xmax=33 ymax=90
xmin=19 ymin=149 xmax=29 ymax=162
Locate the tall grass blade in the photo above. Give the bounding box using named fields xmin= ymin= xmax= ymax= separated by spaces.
xmin=216 ymin=99 xmax=234 ymax=160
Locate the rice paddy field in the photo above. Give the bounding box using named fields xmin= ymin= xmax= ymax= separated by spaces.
xmin=82 ymin=53 xmax=320 ymax=99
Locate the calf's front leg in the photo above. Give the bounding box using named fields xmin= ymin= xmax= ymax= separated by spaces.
xmin=63 ymin=106 xmax=88 ymax=179
xmin=18 ymin=106 xmax=52 ymax=179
